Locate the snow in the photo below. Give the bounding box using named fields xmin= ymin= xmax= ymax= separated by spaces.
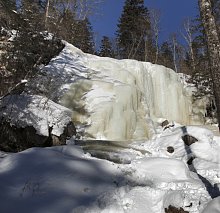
xmin=0 ymin=94 xmax=72 ymax=136
xmin=32 ymin=42 xmax=208 ymax=141
xmin=202 ymin=197 xmax=220 ymax=213
xmin=1 ymin=125 xmax=220 ymax=212
xmin=1 ymin=42 xmax=219 ymax=213
xmin=0 ymin=142 xmax=209 ymax=213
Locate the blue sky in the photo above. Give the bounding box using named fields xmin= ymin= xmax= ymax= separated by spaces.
xmin=91 ymin=0 xmax=199 ymax=44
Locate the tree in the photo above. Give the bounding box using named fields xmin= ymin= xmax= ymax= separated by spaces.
xmin=150 ymin=8 xmax=161 ymax=63
xmin=170 ymin=33 xmax=178 ymax=72
xmin=19 ymin=0 xmax=45 ymax=31
xmin=158 ymin=41 xmax=174 ymax=70
xmin=211 ymin=0 xmax=220 ymax=34
xmin=73 ymin=18 xmax=94 ymax=53
xmin=181 ymin=18 xmax=197 ymax=73
xmin=199 ymin=0 xmax=220 ymax=129
xmin=99 ymin=36 xmax=115 ymax=57
xmin=0 ymin=0 xmax=64 ymax=96
xmin=0 ymin=0 xmax=17 ymax=29
xmin=116 ymin=0 xmax=152 ymax=61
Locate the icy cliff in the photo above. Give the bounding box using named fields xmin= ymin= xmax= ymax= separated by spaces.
xmin=36 ymin=42 xmax=206 ymax=140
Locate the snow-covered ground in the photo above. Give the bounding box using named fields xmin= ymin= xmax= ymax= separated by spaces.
xmin=0 ymin=125 xmax=220 ymax=213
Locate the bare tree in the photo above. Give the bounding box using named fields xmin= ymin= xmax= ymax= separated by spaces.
xmin=199 ymin=0 xmax=220 ymax=130
xmin=45 ymin=0 xmax=50 ymax=28
xmin=150 ymin=8 xmax=161 ymax=64
xmin=77 ymin=0 xmax=104 ymax=20
xmin=181 ymin=18 xmax=196 ymax=73
xmin=170 ymin=33 xmax=178 ymax=72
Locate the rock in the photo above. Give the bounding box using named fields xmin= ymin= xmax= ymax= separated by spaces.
xmin=187 ymin=157 xmax=195 ymax=165
xmin=0 ymin=94 xmax=76 ymax=152
xmin=167 ymin=146 xmax=175 ymax=153
xmin=165 ymin=205 xmax=189 ymax=213
xmin=52 ymin=122 xmax=76 ymax=146
xmin=0 ymin=119 xmax=51 ymax=152
xmin=182 ymin=135 xmax=198 ymax=146
xmin=161 ymin=120 xmax=169 ymax=127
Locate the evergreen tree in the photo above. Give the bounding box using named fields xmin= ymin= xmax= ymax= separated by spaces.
xmin=99 ymin=36 xmax=115 ymax=57
xmin=0 ymin=0 xmax=17 ymax=29
xmin=0 ymin=0 xmax=64 ymax=96
xmin=73 ymin=18 xmax=94 ymax=54
xmin=116 ymin=0 xmax=152 ymax=61
xmin=185 ymin=17 xmax=212 ymax=95
xmin=19 ymin=0 xmax=45 ymax=31
xmin=158 ymin=41 xmax=174 ymax=69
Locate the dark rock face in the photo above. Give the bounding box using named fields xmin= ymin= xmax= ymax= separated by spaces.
xmin=182 ymin=135 xmax=198 ymax=146
xmin=165 ymin=205 xmax=189 ymax=213
xmin=0 ymin=119 xmax=76 ymax=152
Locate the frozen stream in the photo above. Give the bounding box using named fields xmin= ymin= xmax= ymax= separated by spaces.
xmin=74 ymin=125 xmax=219 ymax=165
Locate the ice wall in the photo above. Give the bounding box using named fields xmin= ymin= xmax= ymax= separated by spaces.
xmin=45 ymin=43 xmax=205 ymax=141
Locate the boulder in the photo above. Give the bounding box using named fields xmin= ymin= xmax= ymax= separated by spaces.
xmin=182 ymin=135 xmax=198 ymax=146
xmin=167 ymin=146 xmax=175 ymax=153
xmin=165 ymin=205 xmax=189 ymax=213
xmin=0 ymin=94 xmax=76 ymax=152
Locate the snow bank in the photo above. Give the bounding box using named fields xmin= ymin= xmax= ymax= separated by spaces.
xmin=0 ymin=143 xmax=209 ymax=213
xmin=202 ymin=197 xmax=220 ymax=213
xmin=35 ymin=42 xmax=207 ymax=140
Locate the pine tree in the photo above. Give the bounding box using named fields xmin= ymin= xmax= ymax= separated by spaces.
xmin=116 ymin=0 xmax=152 ymax=61
xmin=20 ymin=0 xmax=45 ymax=31
xmin=158 ymin=41 xmax=174 ymax=70
xmin=0 ymin=0 xmax=64 ymax=96
xmin=99 ymin=36 xmax=115 ymax=57
xmin=73 ymin=18 xmax=94 ymax=54
xmin=0 ymin=0 xmax=16 ymax=29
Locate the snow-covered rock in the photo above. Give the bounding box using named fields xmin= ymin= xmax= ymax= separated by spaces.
xmin=0 ymin=94 xmax=76 ymax=151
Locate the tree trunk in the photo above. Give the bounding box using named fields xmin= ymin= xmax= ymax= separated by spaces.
xmin=45 ymin=0 xmax=50 ymax=28
xmin=199 ymin=0 xmax=220 ymax=130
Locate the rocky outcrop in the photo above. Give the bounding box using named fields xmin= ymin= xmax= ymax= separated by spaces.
xmin=0 ymin=94 xmax=76 ymax=152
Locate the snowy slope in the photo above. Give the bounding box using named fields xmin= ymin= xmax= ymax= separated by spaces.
xmin=1 ymin=124 xmax=220 ymax=212
xmin=32 ymin=42 xmax=207 ymax=141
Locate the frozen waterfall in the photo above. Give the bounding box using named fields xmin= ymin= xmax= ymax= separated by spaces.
xmin=41 ymin=42 xmax=206 ymax=141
